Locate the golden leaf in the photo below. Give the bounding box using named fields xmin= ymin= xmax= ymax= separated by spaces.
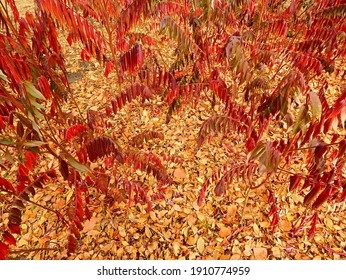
xmin=173 ymin=204 xmax=182 ymax=211
xmin=197 ymin=237 xmax=205 ymax=254
xmin=272 ymin=246 xmax=281 ymax=258
xmin=187 ymin=236 xmax=196 ymax=245
xmin=145 ymin=226 xmax=152 ymax=238
xmin=172 ymin=241 xmax=180 ymax=256
xmin=87 ymin=230 xmax=100 ymax=236
xmin=118 ymin=226 xmax=126 ymax=237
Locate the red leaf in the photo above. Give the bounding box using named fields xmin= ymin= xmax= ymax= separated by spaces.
xmin=84 ymin=206 xmax=92 ymax=220
xmin=105 ymin=106 xmax=112 ymax=117
xmin=0 ymin=241 xmax=9 ymax=260
xmin=17 ymin=163 xmax=29 ymax=185
xmin=3 ymin=231 xmax=16 ymax=246
xmin=8 ymin=223 xmax=21 ymax=234
xmin=67 ymin=234 xmax=77 ymax=254
xmin=303 ymin=183 xmax=321 ymax=206
xmin=0 ymin=177 xmax=15 ymax=192
xmin=197 ymin=180 xmax=209 ymax=206
xmin=86 ymin=136 xmax=123 ymax=163
xmin=104 ymin=61 xmax=114 ymax=78
xmin=9 ymin=207 xmax=22 ymax=226
xmin=312 ymin=185 xmax=333 ymax=209
xmin=269 ymin=204 xmax=278 ymax=216
xmin=338 ymin=139 xmax=346 ymax=157
xmin=214 ymin=179 xmax=226 ymax=196
xmin=0 ymin=116 xmax=5 ymax=131
xmin=87 ymin=109 xmax=101 ymax=129
xmin=314 ymin=144 xmax=327 ymax=161
xmin=111 ymin=99 xmax=118 ymax=114
xmin=65 ymin=124 xmax=87 ymax=142
xmin=289 ymin=174 xmax=303 ymax=191
xmin=308 ymin=212 xmax=317 ymax=239
xmin=59 ymin=157 xmax=69 ymax=180
xmin=76 ymin=147 xmax=88 ymax=163
xmin=36 ymin=76 xmax=51 ymax=99
xmin=70 ymin=225 xmax=81 ymax=239
xmin=96 ymin=173 xmax=110 ymax=194
xmin=25 ymin=150 xmax=38 ymax=171
xmin=270 ymin=213 xmax=280 ymax=231
xmin=81 ymin=48 xmax=91 ymax=61
xmin=326 ymin=100 xmax=346 ymax=120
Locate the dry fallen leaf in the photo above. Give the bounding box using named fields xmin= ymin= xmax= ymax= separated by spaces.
xmin=227 ymin=205 xmax=237 ymax=217
xmin=145 ymin=226 xmax=152 ymax=238
xmin=172 ymin=241 xmax=180 ymax=256
xmin=174 ymin=168 xmax=186 ymax=179
xmin=187 ymin=236 xmax=196 ymax=245
xmin=272 ymin=246 xmax=281 ymax=258
xmin=87 ymin=230 xmax=100 ymax=236
xmin=218 ymin=226 xmax=232 ymax=238
xmin=83 ymin=216 xmax=99 ymax=231
xmin=197 ymin=237 xmax=205 ymax=254
xmin=280 ymin=220 xmax=292 ymax=232
xmin=118 ymin=226 xmax=126 ymax=237
xmin=253 ymin=247 xmax=267 ymax=260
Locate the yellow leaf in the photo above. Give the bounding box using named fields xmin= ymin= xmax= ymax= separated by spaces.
xmin=66 ymin=188 xmax=74 ymax=204
xmin=197 ymin=237 xmax=205 ymax=254
xmin=187 ymin=215 xmax=197 ymax=226
xmin=272 ymin=246 xmax=281 ymax=258
xmin=118 ymin=226 xmax=126 ymax=237
xmin=145 ymin=226 xmax=152 ymax=238
xmin=253 ymin=223 xmax=261 ymax=235
xmin=173 ymin=204 xmax=182 ymax=211
xmin=87 ymin=230 xmax=100 ymax=236
xmin=197 ymin=212 xmax=206 ymax=221
xmin=172 ymin=241 xmax=180 ymax=256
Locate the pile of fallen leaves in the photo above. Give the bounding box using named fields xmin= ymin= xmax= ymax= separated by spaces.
xmin=8 ymin=1 xmax=346 ymax=260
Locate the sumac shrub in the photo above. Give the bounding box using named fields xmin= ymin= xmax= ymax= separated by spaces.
xmin=1 ymin=0 xmax=345 ymax=259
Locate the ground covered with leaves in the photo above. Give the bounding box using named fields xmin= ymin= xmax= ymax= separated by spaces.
xmin=6 ymin=1 xmax=346 ymax=260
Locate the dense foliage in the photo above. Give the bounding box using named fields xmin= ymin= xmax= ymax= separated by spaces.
xmin=0 ymin=0 xmax=345 ymax=259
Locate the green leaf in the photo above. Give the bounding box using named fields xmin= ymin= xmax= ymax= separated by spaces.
xmin=293 ymin=104 xmax=309 ymax=134
xmin=0 ymin=138 xmax=15 ymax=145
xmin=28 ymin=95 xmax=45 ymax=109
xmin=61 ymin=153 xmax=90 ymax=173
xmin=23 ymin=141 xmax=48 ymax=147
xmin=5 ymin=150 xmax=15 ymax=164
xmin=24 ymin=80 xmax=46 ymax=100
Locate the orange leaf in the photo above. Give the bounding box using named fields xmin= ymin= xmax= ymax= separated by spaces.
xmin=280 ymin=220 xmax=292 ymax=232
xmin=253 ymin=247 xmax=267 ymax=260
xmin=174 ymin=168 xmax=186 ymax=179
xmin=83 ymin=216 xmax=99 ymax=231
xmin=227 ymin=205 xmax=237 ymax=217
xmin=218 ymin=226 xmax=232 ymax=238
